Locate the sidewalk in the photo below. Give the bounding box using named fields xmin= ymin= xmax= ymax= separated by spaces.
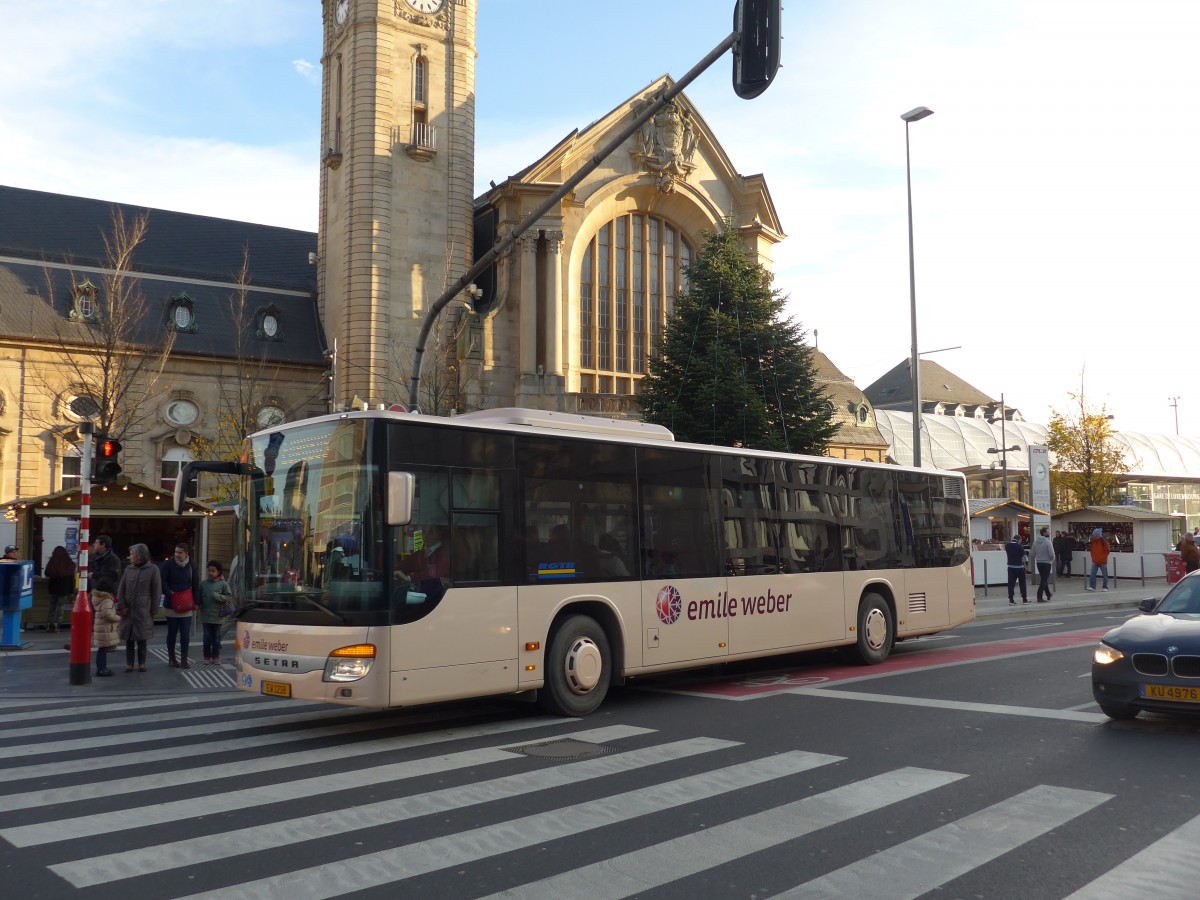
xmin=0 ymin=622 xmax=238 ymax=700
xmin=973 ymin=573 xmax=1164 ymax=621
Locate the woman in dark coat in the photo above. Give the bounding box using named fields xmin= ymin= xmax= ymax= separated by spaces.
xmin=44 ymin=545 xmax=76 ymax=633
xmin=117 ymin=543 xmax=161 ymax=672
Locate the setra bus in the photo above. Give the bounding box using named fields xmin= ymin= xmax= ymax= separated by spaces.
xmin=177 ymin=407 xmax=973 ymax=716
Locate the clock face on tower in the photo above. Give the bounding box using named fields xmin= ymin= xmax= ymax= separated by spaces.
xmin=406 ymin=0 xmax=445 ymax=13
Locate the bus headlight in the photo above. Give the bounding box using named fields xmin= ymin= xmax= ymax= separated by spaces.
xmin=324 ymin=644 xmax=377 ymax=682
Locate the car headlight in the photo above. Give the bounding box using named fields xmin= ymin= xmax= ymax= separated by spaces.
xmin=1093 ymin=643 xmax=1125 ymax=665
xmin=323 ymin=644 xmax=376 ymax=682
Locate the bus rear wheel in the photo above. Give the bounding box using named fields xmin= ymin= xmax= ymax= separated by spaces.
xmin=538 ymin=614 xmax=611 ymax=717
xmin=853 ymin=592 xmax=894 ymax=665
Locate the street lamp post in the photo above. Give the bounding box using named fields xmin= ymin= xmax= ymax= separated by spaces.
xmin=1169 ymin=396 xmax=1180 ymax=435
xmin=987 ymin=393 xmax=1020 ymax=498
xmin=902 ymin=105 xmax=934 ymax=467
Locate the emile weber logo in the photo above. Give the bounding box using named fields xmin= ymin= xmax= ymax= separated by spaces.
xmin=244 ymin=631 xmax=296 ymax=669
xmin=655 ymin=584 xmax=793 ymax=625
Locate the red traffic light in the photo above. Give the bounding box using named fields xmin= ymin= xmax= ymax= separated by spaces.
xmin=94 ymin=434 xmax=123 ymax=485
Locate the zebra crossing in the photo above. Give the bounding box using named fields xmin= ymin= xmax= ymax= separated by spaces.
xmin=1 ymin=695 xmax=1198 ymax=898
xmin=146 ymin=646 xmax=239 ymax=689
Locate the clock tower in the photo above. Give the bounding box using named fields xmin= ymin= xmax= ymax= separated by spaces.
xmin=318 ymin=0 xmax=476 ymax=408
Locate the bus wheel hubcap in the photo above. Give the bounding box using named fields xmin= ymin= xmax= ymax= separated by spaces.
xmin=864 ymin=609 xmax=887 ymax=650
xmin=564 ymin=638 xmax=602 ymax=694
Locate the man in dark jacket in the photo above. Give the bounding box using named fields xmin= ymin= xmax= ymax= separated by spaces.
xmin=1005 ymin=534 xmax=1029 ymax=604
xmin=90 ymin=535 xmax=123 ymax=589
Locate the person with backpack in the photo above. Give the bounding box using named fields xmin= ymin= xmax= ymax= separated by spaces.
xmin=161 ymin=541 xmax=201 ymax=669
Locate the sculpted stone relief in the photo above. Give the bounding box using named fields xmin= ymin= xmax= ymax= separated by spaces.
xmin=630 ymin=95 xmax=699 ymax=194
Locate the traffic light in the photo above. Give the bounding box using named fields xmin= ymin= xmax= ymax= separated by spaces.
xmin=732 ymin=0 xmax=782 ymax=100
xmin=94 ymin=435 xmax=123 ymax=485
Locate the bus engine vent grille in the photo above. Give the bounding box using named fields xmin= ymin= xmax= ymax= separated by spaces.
xmin=942 ymin=477 xmax=965 ymax=499
xmin=908 ymin=593 xmax=928 ymax=614
xmin=508 ymin=738 xmax=617 ymax=760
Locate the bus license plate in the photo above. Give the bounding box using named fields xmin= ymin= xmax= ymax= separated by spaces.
xmin=1142 ymin=684 xmax=1200 ymax=703
xmin=261 ymin=680 xmax=291 ymax=698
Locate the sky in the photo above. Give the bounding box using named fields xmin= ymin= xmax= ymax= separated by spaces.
xmin=4 ymin=0 xmax=1198 ymax=437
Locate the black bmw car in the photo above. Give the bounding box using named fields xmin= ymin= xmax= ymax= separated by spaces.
xmin=1092 ymin=573 xmax=1200 ymax=719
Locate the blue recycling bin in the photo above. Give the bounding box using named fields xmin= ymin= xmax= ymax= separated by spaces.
xmin=0 ymin=559 xmax=33 ymax=649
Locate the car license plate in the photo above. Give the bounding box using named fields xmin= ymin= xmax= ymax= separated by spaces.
xmin=261 ymin=680 xmax=291 ymax=698
xmin=1141 ymin=684 xmax=1200 ymax=703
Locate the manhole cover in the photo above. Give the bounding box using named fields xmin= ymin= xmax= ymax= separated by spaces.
xmin=510 ymin=738 xmax=612 ymax=760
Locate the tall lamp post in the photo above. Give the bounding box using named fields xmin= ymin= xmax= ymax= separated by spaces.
xmin=902 ymin=105 xmax=934 ymax=467
xmin=987 ymin=394 xmax=1020 ymax=499
xmin=1169 ymin=396 xmax=1180 ymax=435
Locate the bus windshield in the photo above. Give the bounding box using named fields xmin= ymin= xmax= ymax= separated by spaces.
xmin=240 ymin=419 xmax=387 ymax=624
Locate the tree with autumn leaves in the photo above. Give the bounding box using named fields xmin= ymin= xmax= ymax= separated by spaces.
xmin=1046 ymin=386 xmax=1129 ymax=509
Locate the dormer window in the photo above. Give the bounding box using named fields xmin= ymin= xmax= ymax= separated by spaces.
xmin=70 ymin=280 xmax=99 ymax=322
xmin=256 ymin=305 xmax=284 ymax=341
xmin=856 ymin=402 xmax=870 ymax=425
xmin=168 ymin=292 xmax=197 ymax=333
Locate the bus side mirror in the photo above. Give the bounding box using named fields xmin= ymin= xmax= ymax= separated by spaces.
xmin=387 ymin=472 xmax=414 ymax=526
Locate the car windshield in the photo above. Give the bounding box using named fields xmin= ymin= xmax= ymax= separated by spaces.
xmin=1157 ymin=577 xmax=1200 ymax=615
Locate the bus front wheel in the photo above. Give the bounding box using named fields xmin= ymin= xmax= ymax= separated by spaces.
xmin=538 ymin=615 xmax=612 ymax=717
xmin=853 ymin=593 xmax=894 ymax=665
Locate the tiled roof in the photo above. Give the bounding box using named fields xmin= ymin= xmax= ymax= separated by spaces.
xmin=0 ymin=185 xmax=324 ymax=366
xmin=864 ymin=358 xmax=995 ymax=410
xmin=811 ymin=350 xmax=889 ymax=448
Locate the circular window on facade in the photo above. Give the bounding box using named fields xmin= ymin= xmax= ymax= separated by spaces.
xmin=256 ymin=405 xmax=286 ymax=429
xmin=66 ymin=394 xmax=101 ymax=421
xmin=262 ymin=314 xmax=279 ymax=338
xmin=165 ymin=399 xmax=199 ymax=427
xmin=173 ymin=305 xmax=193 ymax=330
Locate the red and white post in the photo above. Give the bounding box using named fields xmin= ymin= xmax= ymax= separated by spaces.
xmin=68 ymin=425 xmax=94 ymax=686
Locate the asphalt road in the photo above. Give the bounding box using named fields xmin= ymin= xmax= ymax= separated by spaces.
xmin=2 ymin=601 xmax=1199 ymax=898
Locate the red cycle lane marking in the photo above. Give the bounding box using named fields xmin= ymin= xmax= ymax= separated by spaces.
xmin=662 ymin=627 xmax=1111 ymax=699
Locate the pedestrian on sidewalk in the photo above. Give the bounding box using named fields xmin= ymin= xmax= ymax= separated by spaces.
xmin=1005 ymin=534 xmax=1029 ymax=604
xmin=198 ymin=560 xmax=232 ymax=665
xmin=161 ymin=542 xmax=200 ymax=669
xmin=43 ymin=545 xmax=75 ymax=634
xmin=1182 ymin=533 xmax=1200 ymax=573
xmin=90 ymin=574 xmax=120 ymax=676
xmin=1087 ymin=528 xmax=1111 ymax=592
xmin=117 ymin=543 xmax=160 ymax=672
xmin=1054 ymin=531 xmax=1074 ymax=577
xmin=1033 ymin=526 xmax=1055 ymax=602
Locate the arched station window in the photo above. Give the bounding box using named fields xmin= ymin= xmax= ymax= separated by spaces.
xmin=578 ymin=213 xmax=693 ymax=396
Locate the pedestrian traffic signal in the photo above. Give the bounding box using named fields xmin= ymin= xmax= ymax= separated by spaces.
xmin=94 ymin=435 xmax=123 ymax=485
xmin=732 ymin=0 xmax=782 ymax=100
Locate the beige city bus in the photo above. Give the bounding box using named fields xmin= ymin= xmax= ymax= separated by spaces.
xmin=181 ymin=408 xmax=973 ymax=716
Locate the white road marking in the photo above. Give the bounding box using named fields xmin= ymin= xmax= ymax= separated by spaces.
xmin=479 ymin=767 xmax=963 ymax=900
xmin=0 ymin=715 xmax=625 ymax=820
xmin=772 ymin=784 xmax=1112 ymax=899
xmin=1065 ymin=812 xmax=1200 ymax=898
xmin=786 ymin=686 xmax=1109 ymax=723
xmin=51 ymin=733 xmax=731 ymax=887
xmin=171 ymin=750 xmax=838 ymax=900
